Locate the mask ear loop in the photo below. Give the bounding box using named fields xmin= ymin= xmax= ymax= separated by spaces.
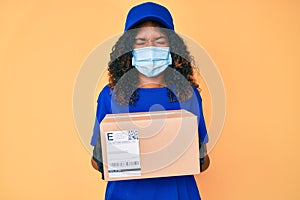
xmin=131 ymin=50 xmax=136 ymax=67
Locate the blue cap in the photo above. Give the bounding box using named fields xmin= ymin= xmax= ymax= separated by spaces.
xmin=124 ymin=2 xmax=174 ymax=31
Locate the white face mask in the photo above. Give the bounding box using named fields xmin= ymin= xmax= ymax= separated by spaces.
xmin=132 ymin=46 xmax=172 ymax=77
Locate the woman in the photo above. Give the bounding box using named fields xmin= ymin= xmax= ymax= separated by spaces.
xmin=91 ymin=2 xmax=209 ymax=199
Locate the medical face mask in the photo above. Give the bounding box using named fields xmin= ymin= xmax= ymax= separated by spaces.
xmin=132 ymin=46 xmax=172 ymax=77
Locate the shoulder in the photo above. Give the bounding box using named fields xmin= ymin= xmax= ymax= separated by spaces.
xmin=101 ymin=85 xmax=113 ymax=94
xmin=191 ymin=86 xmax=202 ymax=102
xmin=97 ymin=85 xmax=113 ymax=103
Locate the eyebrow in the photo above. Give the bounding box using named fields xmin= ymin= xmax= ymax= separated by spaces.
xmin=134 ymin=36 xmax=167 ymax=41
xmin=134 ymin=38 xmax=147 ymax=41
xmin=154 ymin=36 xmax=167 ymax=41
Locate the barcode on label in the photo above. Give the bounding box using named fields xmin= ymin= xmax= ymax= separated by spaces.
xmin=109 ymin=161 xmax=140 ymax=167
xmin=128 ymin=130 xmax=138 ymax=140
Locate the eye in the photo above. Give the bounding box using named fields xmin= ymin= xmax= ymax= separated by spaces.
xmin=135 ymin=42 xmax=146 ymax=46
xmin=156 ymin=41 xmax=167 ymax=45
xmin=134 ymin=38 xmax=146 ymax=46
xmin=154 ymin=37 xmax=168 ymax=46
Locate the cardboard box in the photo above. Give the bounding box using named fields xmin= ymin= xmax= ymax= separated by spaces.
xmin=100 ymin=109 xmax=200 ymax=181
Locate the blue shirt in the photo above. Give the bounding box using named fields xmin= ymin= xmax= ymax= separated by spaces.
xmin=91 ymin=85 xmax=208 ymax=200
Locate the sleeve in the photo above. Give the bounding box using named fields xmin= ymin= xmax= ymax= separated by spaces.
xmin=90 ymin=85 xmax=112 ymax=146
xmin=90 ymin=86 xmax=112 ymax=179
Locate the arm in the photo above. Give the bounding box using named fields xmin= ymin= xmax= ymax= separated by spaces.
xmin=91 ymin=131 xmax=105 ymax=179
xmin=192 ymin=87 xmax=210 ymax=172
xmin=90 ymin=86 xmax=111 ymax=179
xmin=91 ymin=131 xmax=102 ymax=171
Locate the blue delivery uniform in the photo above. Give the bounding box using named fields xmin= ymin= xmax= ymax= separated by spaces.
xmin=90 ymin=85 xmax=208 ymax=200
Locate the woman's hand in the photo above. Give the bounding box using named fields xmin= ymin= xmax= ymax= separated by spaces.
xmin=200 ymin=155 xmax=210 ymax=172
xmin=91 ymin=157 xmax=99 ymax=170
xmin=200 ymin=144 xmax=210 ymax=172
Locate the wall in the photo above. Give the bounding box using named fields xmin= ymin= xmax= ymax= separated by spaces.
xmin=1 ymin=0 xmax=299 ymax=199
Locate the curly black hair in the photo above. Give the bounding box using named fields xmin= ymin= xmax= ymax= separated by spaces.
xmin=107 ymin=24 xmax=200 ymax=105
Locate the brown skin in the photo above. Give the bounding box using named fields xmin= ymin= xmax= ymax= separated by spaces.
xmin=91 ymin=158 xmax=98 ymax=170
xmin=91 ymin=21 xmax=210 ymax=173
xmin=201 ymin=155 xmax=210 ymax=172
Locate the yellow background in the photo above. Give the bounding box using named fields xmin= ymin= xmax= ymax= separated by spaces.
xmin=1 ymin=0 xmax=300 ymax=199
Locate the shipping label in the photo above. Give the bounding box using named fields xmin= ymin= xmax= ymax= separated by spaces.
xmin=105 ymin=130 xmax=141 ymax=178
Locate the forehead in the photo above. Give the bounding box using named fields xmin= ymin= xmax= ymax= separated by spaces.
xmin=134 ymin=23 xmax=166 ymax=38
